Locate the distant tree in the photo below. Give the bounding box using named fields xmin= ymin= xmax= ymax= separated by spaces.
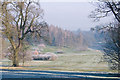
xmin=48 ymin=25 xmax=85 ymax=49
xmin=90 ymin=0 xmax=120 ymax=73
xmin=1 ymin=1 xmax=48 ymax=67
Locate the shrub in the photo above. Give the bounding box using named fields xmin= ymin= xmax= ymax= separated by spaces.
xmin=32 ymin=54 xmax=50 ymax=60
xmin=45 ymin=52 xmax=57 ymax=61
xmin=32 ymin=52 xmax=58 ymax=61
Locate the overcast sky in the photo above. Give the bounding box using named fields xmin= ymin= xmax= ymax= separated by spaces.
xmin=40 ymin=2 xmax=112 ymax=31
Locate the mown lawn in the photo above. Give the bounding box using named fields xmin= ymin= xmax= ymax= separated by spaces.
xmin=0 ymin=48 xmax=117 ymax=73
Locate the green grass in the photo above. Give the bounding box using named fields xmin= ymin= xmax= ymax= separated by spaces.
xmin=1 ymin=46 xmax=117 ymax=73
xmin=22 ymin=52 xmax=111 ymax=72
xmin=41 ymin=46 xmax=90 ymax=54
xmin=32 ymin=45 xmax=75 ymax=53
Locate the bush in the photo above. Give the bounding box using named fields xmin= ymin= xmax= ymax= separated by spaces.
xmin=33 ymin=52 xmax=58 ymax=61
xmin=32 ymin=54 xmax=50 ymax=60
xmin=45 ymin=52 xmax=57 ymax=60
xmin=55 ymin=51 xmax=64 ymax=54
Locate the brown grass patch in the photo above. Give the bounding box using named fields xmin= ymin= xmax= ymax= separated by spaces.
xmin=0 ymin=67 xmax=27 ymax=70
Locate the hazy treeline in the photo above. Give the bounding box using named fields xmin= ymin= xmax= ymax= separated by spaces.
xmin=2 ymin=24 xmax=100 ymax=50
xmin=49 ymin=25 xmax=84 ymax=48
xmin=25 ymin=24 xmax=89 ymax=50
xmin=82 ymin=30 xmax=105 ymax=50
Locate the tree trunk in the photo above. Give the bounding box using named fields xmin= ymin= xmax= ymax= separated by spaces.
xmin=118 ymin=53 xmax=120 ymax=74
xmin=12 ymin=49 xmax=19 ymax=67
xmin=118 ymin=63 xmax=120 ymax=74
xmin=22 ymin=54 xmax=25 ymax=66
xmin=118 ymin=27 xmax=120 ymax=74
xmin=12 ymin=39 xmax=22 ymax=67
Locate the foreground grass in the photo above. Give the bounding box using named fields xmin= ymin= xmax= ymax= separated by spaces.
xmin=0 ymin=47 xmax=117 ymax=73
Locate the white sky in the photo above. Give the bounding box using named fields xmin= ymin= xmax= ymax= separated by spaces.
xmin=40 ymin=2 xmax=113 ymax=31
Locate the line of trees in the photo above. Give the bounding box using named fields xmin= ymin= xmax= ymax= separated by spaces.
xmin=49 ymin=25 xmax=85 ymax=48
xmin=25 ymin=24 xmax=87 ymax=50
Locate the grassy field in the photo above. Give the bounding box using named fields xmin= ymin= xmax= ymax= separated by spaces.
xmin=1 ymin=46 xmax=117 ymax=73
xmin=24 ymin=49 xmax=111 ymax=72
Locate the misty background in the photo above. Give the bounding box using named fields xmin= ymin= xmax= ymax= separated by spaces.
xmin=40 ymin=2 xmax=113 ymax=31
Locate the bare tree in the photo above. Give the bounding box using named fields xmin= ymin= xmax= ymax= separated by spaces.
xmin=1 ymin=1 xmax=48 ymax=67
xmin=93 ymin=23 xmax=120 ymax=71
xmin=89 ymin=0 xmax=120 ymax=22
xmin=103 ymin=23 xmax=120 ymax=71
xmin=90 ymin=0 xmax=120 ymax=73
